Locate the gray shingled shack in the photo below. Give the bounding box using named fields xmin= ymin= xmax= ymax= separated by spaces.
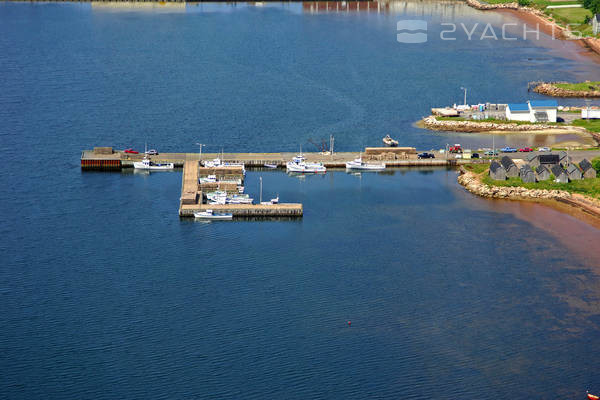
xmin=489 ymin=160 xmax=506 ymax=181
xmin=579 ymin=159 xmax=597 ymax=179
xmin=536 ymin=165 xmax=551 ymax=181
xmin=520 ymin=164 xmax=536 ymax=183
xmin=500 ymin=156 xmax=519 ymax=178
xmin=566 ymin=164 xmax=582 ymax=181
xmin=551 ymin=164 xmax=569 ymax=183
xmin=526 ymin=154 xmax=539 ymax=168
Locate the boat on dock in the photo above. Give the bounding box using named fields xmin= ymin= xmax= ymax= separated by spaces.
xmin=133 ymin=156 xmax=174 ymax=170
xmin=382 ymin=134 xmax=399 ymax=147
xmin=286 ymin=151 xmax=326 ymax=173
xmin=345 ymin=157 xmax=385 ymax=171
xmin=194 ymin=209 xmax=233 ymax=220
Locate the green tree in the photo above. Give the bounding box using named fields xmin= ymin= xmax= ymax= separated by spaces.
xmin=592 ymin=157 xmax=600 ymax=174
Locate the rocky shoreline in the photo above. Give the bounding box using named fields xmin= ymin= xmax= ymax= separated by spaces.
xmin=533 ymin=82 xmax=600 ymax=98
xmin=422 ymin=115 xmax=587 ymax=133
xmin=458 ymin=168 xmax=600 ymax=219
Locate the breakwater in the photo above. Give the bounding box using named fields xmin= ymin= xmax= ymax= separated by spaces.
xmin=421 ymin=115 xmax=585 ymax=133
xmin=533 ymin=82 xmax=600 ymax=98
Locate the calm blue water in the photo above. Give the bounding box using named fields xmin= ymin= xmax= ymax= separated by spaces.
xmin=2 ymin=2 xmax=600 ymax=399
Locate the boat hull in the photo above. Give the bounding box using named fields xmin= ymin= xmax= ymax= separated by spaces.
xmin=194 ymin=212 xmax=232 ymax=220
xmin=133 ymin=162 xmax=174 ymax=170
xmin=286 ymin=162 xmax=326 ymax=173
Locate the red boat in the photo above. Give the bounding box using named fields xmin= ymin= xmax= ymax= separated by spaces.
xmin=587 ymin=391 xmax=599 ymax=400
xmin=124 ymin=148 xmax=139 ymax=154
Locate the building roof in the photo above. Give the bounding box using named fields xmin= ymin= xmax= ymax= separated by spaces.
xmin=490 ymin=160 xmax=504 ymax=173
xmin=579 ymin=158 xmax=593 ymax=172
xmin=529 ymin=100 xmax=558 ymax=109
xmin=526 ymin=154 xmax=538 ymax=162
xmin=551 ymin=164 xmax=565 ymax=176
xmin=507 ymin=103 xmax=529 ymax=112
xmin=500 ymin=156 xmax=516 ymax=170
xmin=520 ymin=164 xmax=533 ymax=173
xmin=567 ymin=164 xmax=581 ymax=175
xmin=539 ymin=154 xmax=559 ymax=164
xmin=537 ymin=164 xmax=550 ymax=174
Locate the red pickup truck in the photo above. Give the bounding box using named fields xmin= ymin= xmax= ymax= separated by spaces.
xmin=124 ymin=148 xmax=139 ymax=154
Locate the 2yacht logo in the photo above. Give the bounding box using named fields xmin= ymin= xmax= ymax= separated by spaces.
xmin=396 ymin=20 xmax=428 ymax=43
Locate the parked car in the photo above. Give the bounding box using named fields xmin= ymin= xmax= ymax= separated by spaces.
xmin=145 ymin=149 xmax=159 ymax=155
xmin=484 ymin=150 xmax=498 ymax=156
xmin=471 ymin=153 xmax=480 ymax=159
xmin=124 ymin=148 xmax=139 ymax=154
xmin=501 ymin=147 xmax=517 ymax=153
xmin=538 ymin=147 xmax=551 ymax=152
xmin=518 ymin=147 xmax=533 ymax=152
xmin=449 ymin=144 xmax=462 ymax=154
xmin=418 ymin=152 xmax=435 ymax=159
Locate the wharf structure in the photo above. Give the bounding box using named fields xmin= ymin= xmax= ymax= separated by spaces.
xmin=80 ymin=146 xmax=466 ymax=171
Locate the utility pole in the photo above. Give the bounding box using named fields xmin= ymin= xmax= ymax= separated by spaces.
xmin=195 ymin=143 xmax=205 ymax=162
xmin=259 ymin=177 xmax=263 ymax=204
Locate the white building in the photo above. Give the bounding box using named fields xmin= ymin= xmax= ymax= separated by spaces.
xmin=506 ymin=103 xmax=530 ymax=121
xmin=528 ymin=100 xmax=557 ymax=123
xmin=582 ymin=108 xmax=600 ymax=119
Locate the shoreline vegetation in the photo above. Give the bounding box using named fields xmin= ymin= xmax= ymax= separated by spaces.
xmin=458 ymin=164 xmax=600 ymax=224
xmin=533 ymin=81 xmax=600 ymax=97
xmin=464 ymin=0 xmax=600 ymax=57
xmin=421 ymin=115 xmax=600 ymax=145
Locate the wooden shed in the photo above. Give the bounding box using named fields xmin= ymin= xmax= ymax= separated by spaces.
xmin=500 ymin=156 xmax=519 ymax=178
xmin=551 ymin=164 xmax=569 ymax=183
xmin=558 ymin=151 xmax=571 ymax=167
xmin=566 ymin=164 xmax=582 ymax=181
xmin=536 ymin=164 xmax=551 ymax=181
xmin=519 ymin=164 xmax=536 ymax=183
xmin=579 ymin=159 xmax=597 ymax=179
xmin=526 ymin=154 xmax=539 ymax=168
xmin=489 ymin=160 xmax=506 ymax=181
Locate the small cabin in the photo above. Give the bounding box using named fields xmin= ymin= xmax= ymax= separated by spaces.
xmin=551 ymin=164 xmax=569 ymax=183
xmin=566 ymin=164 xmax=582 ymax=181
xmin=579 ymin=159 xmax=597 ymax=179
xmin=489 ymin=160 xmax=506 ymax=181
xmin=558 ymin=151 xmax=571 ymax=167
xmin=536 ymin=165 xmax=551 ymax=181
xmin=500 ymin=156 xmax=519 ymax=178
xmin=526 ymin=154 xmax=539 ymax=168
xmin=528 ymin=100 xmax=558 ymax=123
xmin=520 ymin=164 xmax=536 ymax=183
xmin=506 ymin=103 xmax=530 ymax=122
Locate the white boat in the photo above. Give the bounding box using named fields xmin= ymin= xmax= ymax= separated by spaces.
xmin=133 ymin=156 xmax=174 ymax=170
xmin=345 ymin=158 xmax=386 ymax=171
xmin=286 ymin=160 xmax=326 ymax=173
xmin=264 ymin=163 xmax=278 ymax=169
xmin=194 ymin=210 xmax=232 ymax=220
xmin=199 ymin=175 xmax=217 ymax=184
xmin=383 ymin=134 xmax=399 ymax=147
xmin=227 ymin=196 xmax=253 ymax=204
xmin=238 ymin=186 xmax=245 ymax=194
xmin=203 ymin=156 xmax=246 ymax=175
xmin=270 ymin=195 xmax=279 ymax=204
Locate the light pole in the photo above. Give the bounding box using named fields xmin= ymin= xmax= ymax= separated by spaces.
xmin=460 ymin=86 xmax=467 ymax=107
xmin=195 ymin=143 xmax=205 ymax=162
xmin=585 ymin=98 xmax=592 ymax=121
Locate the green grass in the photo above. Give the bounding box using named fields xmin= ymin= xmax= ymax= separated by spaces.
xmin=464 ymin=163 xmax=490 ymax=174
xmin=572 ymin=119 xmax=600 ymax=133
xmin=482 ymin=175 xmax=600 ymax=198
xmin=553 ymin=81 xmax=600 ymax=91
xmin=549 ymin=6 xmax=592 ymax=23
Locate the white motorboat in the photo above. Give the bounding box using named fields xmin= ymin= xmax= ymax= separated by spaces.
xmin=133 ymin=156 xmax=174 ymax=170
xmin=199 ymin=175 xmax=217 ymax=184
xmin=345 ymin=158 xmax=385 ymax=171
xmin=194 ymin=210 xmax=233 ymax=220
xmin=203 ymin=155 xmax=246 ymax=175
xmin=264 ymin=163 xmax=278 ymax=169
xmin=227 ymin=196 xmax=253 ymax=204
xmin=286 ymin=161 xmax=326 ymax=173
xmin=383 ymin=134 xmax=399 ymax=147
xmin=270 ymin=195 xmax=279 ymax=204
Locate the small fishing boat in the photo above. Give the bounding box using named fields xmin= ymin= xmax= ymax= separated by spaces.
xmin=345 ymin=157 xmax=385 ymax=171
xmin=382 ymin=134 xmax=399 ymax=147
xmin=286 ymin=151 xmax=326 ymax=173
xmin=194 ymin=209 xmax=232 ymax=220
xmin=199 ymin=175 xmax=217 ymax=184
xmin=133 ymin=156 xmax=174 ymax=170
xmin=264 ymin=163 xmax=278 ymax=169
xmin=588 ymin=392 xmax=599 ymax=400
xmin=270 ymin=195 xmax=279 ymax=204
